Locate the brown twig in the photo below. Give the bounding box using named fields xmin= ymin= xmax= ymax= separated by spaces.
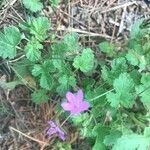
xmin=9 ymin=126 xmax=49 ymax=146
xmin=96 ymin=1 xmax=137 ymax=14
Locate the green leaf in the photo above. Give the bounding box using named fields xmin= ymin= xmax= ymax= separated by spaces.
xmin=101 ymin=57 xmax=128 ymax=84
xmin=32 ymin=60 xmax=55 ymax=90
xmin=22 ymin=0 xmax=43 ymax=12
xmin=0 ymin=26 xmax=21 ymax=58
xmin=55 ymin=141 xmax=72 ymax=150
xmin=92 ymin=124 xmax=110 ymax=150
xmin=130 ymin=19 xmax=144 ymax=39
xmin=82 ymin=77 xmax=95 ymax=89
xmin=112 ymin=133 xmax=150 ymax=150
xmin=113 ymin=73 xmax=134 ymax=93
xmin=73 ymin=48 xmax=95 ymax=73
xmin=104 ymin=130 xmax=122 ymax=146
xmin=0 ymin=80 xmax=22 ymax=90
xmin=22 ymin=17 xmax=50 ymax=41
xmin=136 ymin=73 xmax=150 ymax=109
xmin=52 ymin=42 xmax=67 ymax=57
xmin=71 ymin=113 xmax=90 ymax=126
xmin=128 ymin=40 xmax=142 ymax=52
xmin=52 ymin=59 xmax=65 ymax=72
xmin=80 ymin=122 xmax=94 ymax=138
xmin=32 ymin=64 xmax=42 ymax=77
xmin=56 ymin=74 xmax=76 ymax=95
xmin=63 ymin=33 xmax=79 ymax=52
xmin=92 ymin=124 xmax=109 ymax=137
xmin=85 ymin=87 xmax=106 ymax=117
xmin=31 ymin=89 xmax=49 ymax=104
xmin=49 ymin=0 xmax=60 ymax=7
xmin=144 ymin=127 xmax=150 ymax=137
xmin=25 ymin=37 xmax=43 ymax=61
xmin=12 ymin=59 xmax=34 ymax=77
xmin=92 ymin=136 xmax=107 ymax=150
xmin=129 ymin=70 xmax=141 ymax=85
xmin=40 ymin=74 xmax=53 ymax=90
xmin=106 ymin=73 xmax=135 ymax=108
xmin=126 ymin=50 xmax=147 ymax=70
xmin=99 ymin=41 xmax=115 ymax=57
xmin=126 ymin=51 xmax=139 ymax=66
xmin=51 ymin=33 xmax=79 ymax=59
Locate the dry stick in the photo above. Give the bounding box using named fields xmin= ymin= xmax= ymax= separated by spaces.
xmin=111 ymin=15 xmax=117 ymax=43
xmin=0 ymin=9 xmax=8 ymax=24
xmin=106 ymin=0 xmax=117 ymax=10
xmin=51 ymin=27 xmax=112 ymax=39
xmin=5 ymin=0 xmax=18 ymax=7
xmin=10 ymin=128 xmax=19 ymax=150
xmin=6 ymin=90 xmax=29 ymax=140
xmin=87 ymin=1 xmax=91 ymax=47
xmin=0 ymin=0 xmax=18 ymax=24
xmin=1 ymin=0 xmax=17 ymax=10
xmin=55 ymin=6 xmax=112 ymax=39
xmin=96 ymin=1 xmax=137 ymax=14
xmin=58 ymin=8 xmax=89 ymax=29
xmin=9 ymin=126 xmax=49 ymax=146
xmin=68 ymin=0 xmax=71 ymax=28
xmin=10 ymin=5 xmax=25 ymax=22
xmin=117 ymin=4 xmax=127 ymax=35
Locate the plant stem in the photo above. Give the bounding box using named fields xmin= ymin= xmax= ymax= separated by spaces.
xmin=16 ymin=46 xmax=22 ymax=50
xmin=122 ymin=108 xmax=146 ymax=128
xmin=60 ymin=114 xmax=72 ymax=127
xmin=9 ymin=55 xmax=25 ymax=63
xmin=129 ymin=113 xmax=146 ymax=128
xmin=90 ymin=89 xmax=114 ymax=101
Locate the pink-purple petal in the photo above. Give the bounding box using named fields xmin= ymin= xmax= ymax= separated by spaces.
xmin=61 ymin=102 xmax=73 ymax=111
xmin=46 ymin=120 xmax=66 ymax=141
xmin=57 ymin=128 xmax=65 ymax=141
xmin=48 ymin=121 xmax=56 ymax=127
xmin=76 ymin=89 xmax=84 ymax=104
xmin=66 ymin=91 xmax=76 ymax=103
xmin=59 ymin=132 xmax=65 ymax=141
xmin=70 ymin=108 xmax=81 ymax=115
xmin=79 ymin=101 xmax=90 ymax=111
xmin=62 ymin=90 xmax=90 ymax=115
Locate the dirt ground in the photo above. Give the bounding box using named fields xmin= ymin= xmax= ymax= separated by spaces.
xmin=0 ymin=0 xmax=150 ymax=149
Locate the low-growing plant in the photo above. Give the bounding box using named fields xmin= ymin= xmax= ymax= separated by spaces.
xmin=0 ymin=3 xmax=150 ymax=149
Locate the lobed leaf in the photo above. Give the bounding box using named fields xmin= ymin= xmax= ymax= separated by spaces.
xmin=56 ymin=74 xmax=76 ymax=95
xmin=21 ymin=17 xmax=50 ymax=41
xmin=31 ymin=89 xmax=49 ymax=104
xmin=32 ymin=60 xmax=55 ymax=90
xmin=112 ymin=133 xmax=150 ymax=150
xmin=136 ymin=73 xmax=150 ymax=109
xmin=99 ymin=41 xmax=115 ymax=57
xmin=101 ymin=57 xmax=128 ymax=84
xmin=73 ymin=48 xmax=95 ymax=73
xmin=25 ymin=37 xmax=43 ymax=61
xmin=106 ymin=73 xmax=135 ymax=108
xmin=22 ymin=0 xmax=43 ymax=12
xmin=0 ymin=26 xmax=21 ymax=59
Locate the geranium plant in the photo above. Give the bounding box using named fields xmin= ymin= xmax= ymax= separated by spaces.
xmin=0 ymin=1 xmax=150 ymax=149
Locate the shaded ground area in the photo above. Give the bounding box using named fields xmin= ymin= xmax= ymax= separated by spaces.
xmin=0 ymin=0 xmax=149 ymax=149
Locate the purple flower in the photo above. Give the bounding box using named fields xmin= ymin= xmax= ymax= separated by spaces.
xmin=61 ymin=89 xmax=90 ymax=115
xmin=46 ymin=120 xmax=65 ymax=141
